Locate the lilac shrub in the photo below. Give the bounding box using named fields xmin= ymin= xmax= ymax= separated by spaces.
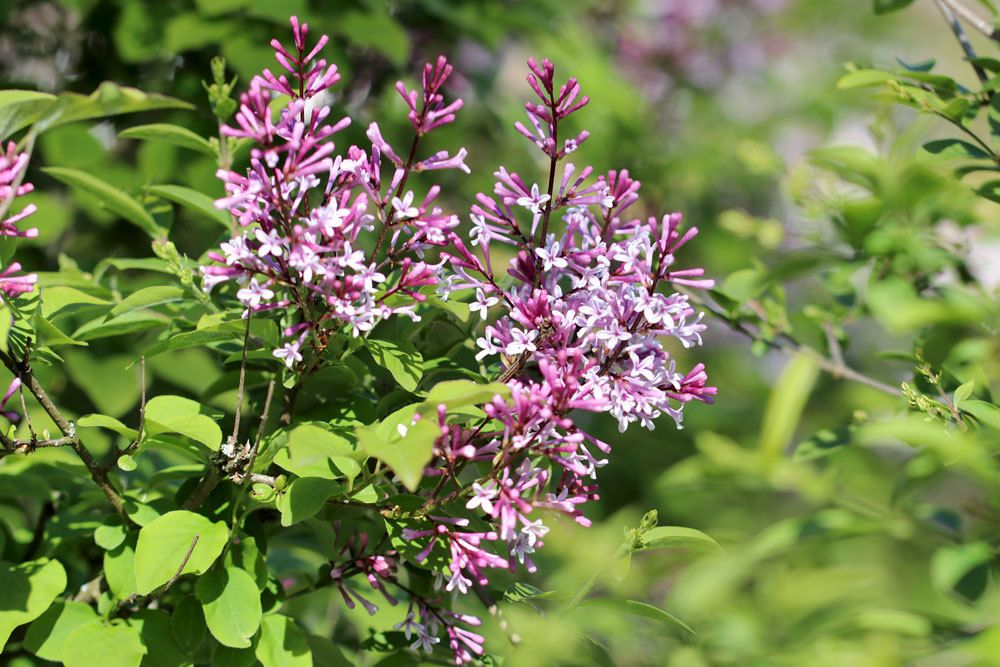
xmin=199 ymin=18 xmax=715 ymax=662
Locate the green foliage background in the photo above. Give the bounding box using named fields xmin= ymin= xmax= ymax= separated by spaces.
xmin=1 ymin=0 xmax=999 ymax=665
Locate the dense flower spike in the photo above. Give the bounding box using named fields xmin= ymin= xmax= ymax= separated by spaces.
xmin=0 ymin=142 xmax=39 ymax=299
xmin=202 ymin=17 xmax=468 ymax=366
xmin=202 ymin=20 xmax=714 ymax=664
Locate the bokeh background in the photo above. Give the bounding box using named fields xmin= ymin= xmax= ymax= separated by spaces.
xmin=4 ymin=1 xmax=1000 ymax=665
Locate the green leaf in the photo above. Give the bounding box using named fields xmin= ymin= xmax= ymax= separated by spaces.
xmin=977 ymin=179 xmax=1000 ymax=204
xmin=94 ymin=516 xmax=128 ymax=551
xmin=19 ymin=82 xmax=193 ymax=137
xmin=759 ymin=355 xmax=819 ymax=458
xmin=78 ymin=414 xmax=139 ymax=440
xmin=793 ymin=426 xmax=854 ymax=462
xmin=304 ymin=634 xmax=353 ymax=667
xmin=255 ymin=614 xmax=311 ymax=667
xmin=130 ymin=609 xmax=191 ymax=667
xmin=423 ymin=379 xmax=511 ymax=410
xmin=0 ymin=303 xmax=10 ymax=353
xmin=639 ymin=527 xmax=724 ymax=553
xmin=837 ymin=69 xmax=895 ymax=89
xmin=61 ymin=619 xmax=146 ymax=667
xmin=873 ymin=0 xmax=915 ymax=15
xmin=141 ymin=327 xmax=243 ymax=359
xmin=111 ymin=285 xmax=186 ymax=317
xmin=133 ymin=510 xmax=229 ymax=594
xmin=144 ymin=395 xmax=223 ymax=450
xmin=923 ymin=138 xmax=992 ymax=160
xmin=195 ymin=567 xmax=262 ymax=649
xmin=578 ymin=598 xmax=696 ymax=635
xmin=274 ymin=424 xmax=361 ymax=480
xmin=171 ymin=595 xmax=206 ymax=655
xmin=367 ymin=338 xmax=423 ymax=392
xmin=0 ymin=90 xmax=57 ymax=139
xmin=23 ymin=601 xmax=97 ymax=661
xmin=504 ymin=582 xmax=554 ymax=603
xmin=117 ymin=454 xmax=138 ymax=471
xmin=39 ymin=286 xmax=111 ymax=320
xmin=356 ymin=405 xmax=439 ymax=492
xmin=119 ymin=123 xmax=214 ymax=155
xmin=278 ymin=477 xmax=343 ymax=526
xmin=74 ymin=311 xmax=170 ymax=341
xmin=962 ymin=400 xmax=1000 ymax=430
xmin=33 ymin=310 xmax=87 ymax=347
xmin=954 ymin=381 xmax=975 ymax=410
xmin=43 ymin=167 xmax=167 ymax=239
xmin=147 ymin=184 xmax=231 ymax=229
xmin=104 ymin=536 xmax=139 ymax=599
xmin=931 ymin=542 xmax=992 ymax=598
xmin=0 ymin=558 xmax=68 ymax=651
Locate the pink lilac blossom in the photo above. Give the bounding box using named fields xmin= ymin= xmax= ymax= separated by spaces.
xmin=403 ymin=57 xmax=715 ymax=663
xmin=204 ymin=20 xmax=715 ymax=665
xmin=0 ymin=142 xmax=39 ymax=425
xmin=0 ymin=141 xmax=39 ymax=298
xmin=200 ymin=19 xmax=467 ymax=368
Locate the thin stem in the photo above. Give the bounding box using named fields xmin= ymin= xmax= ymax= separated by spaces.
xmin=115 ymin=356 xmax=146 ymax=463
xmin=181 ymin=467 xmax=220 ymax=511
xmin=941 ymin=113 xmax=1000 ymax=163
xmin=535 ymin=86 xmax=560 ymax=248
xmin=936 ymin=0 xmax=1000 ymax=43
xmin=687 ymin=293 xmax=903 ymax=397
xmin=0 ymin=349 xmax=129 ymax=520
xmin=373 ymin=133 xmax=422 ymax=260
xmin=230 ymin=315 xmax=253 ymax=444
xmin=934 ymin=0 xmax=989 ymax=83
xmin=229 ymin=378 xmax=277 ymax=530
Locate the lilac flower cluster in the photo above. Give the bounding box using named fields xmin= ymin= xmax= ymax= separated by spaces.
xmin=202 ymin=19 xmax=715 ymax=664
xmin=0 ymin=141 xmax=39 ymax=298
xmin=391 ymin=62 xmax=716 ymax=658
xmin=201 ymin=18 xmax=467 ymax=368
xmin=0 ymin=141 xmax=39 ymax=424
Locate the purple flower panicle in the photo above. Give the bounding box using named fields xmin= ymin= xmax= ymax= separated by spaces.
xmin=204 ymin=20 xmax=715 ymax=665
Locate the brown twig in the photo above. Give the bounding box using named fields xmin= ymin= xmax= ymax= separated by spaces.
xmin=0 ymin=349 xmax=129 ymax=520
xmin=686 ymin=293 xmax=903 ymax=397
xmin=183 ymin=318 xmax=257 ymax=511
xmin=181 ymin=465 xmax=221 ymax=511
xmin=933 ymin=0 xmax=989 ymax=83
xmin=230 ymin=316 xmax=252 ymax=443
xmin=113 ymin=356 xmax=147 ymax=464
xmin=936 ymin=0 xmax=1000 ymax=43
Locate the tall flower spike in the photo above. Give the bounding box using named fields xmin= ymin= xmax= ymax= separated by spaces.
xmin=203 ymin=29 xmax=714 ymax=665
xmin=0 ymin=142 xmax=39 ymax=297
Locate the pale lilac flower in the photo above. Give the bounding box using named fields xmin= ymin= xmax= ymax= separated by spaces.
xmin=273 ymin=342 xmax=303 ymax=369
xmin=391 ymin=191 xmax=420 ymax=220
xmin=515 ymin=183 xmax=550 ymax=216
xmin=468 ymin=288 xmax=498 ymax=321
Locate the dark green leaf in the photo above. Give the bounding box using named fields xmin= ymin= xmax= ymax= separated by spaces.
xmin=196 ymin=567 xmax=262 ymax=649
xmin=0 ymin=559 xmax=68 ymax=651
xmin=133 ymin=510 xmax=229 ymax=594
xmin=43 ymin=167 xmax=167 ymax=239
xmin=119 ymin=123 xmax=214 ymax=155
